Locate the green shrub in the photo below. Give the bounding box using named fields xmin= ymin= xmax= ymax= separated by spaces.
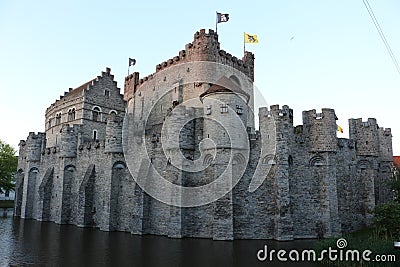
xmin=374 ymin=202 xmax=400 ymax=238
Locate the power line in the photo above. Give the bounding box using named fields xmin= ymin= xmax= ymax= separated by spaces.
xmin=362 ymin=0 xmax=400 ymax=76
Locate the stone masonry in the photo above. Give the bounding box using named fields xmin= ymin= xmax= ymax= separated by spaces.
xmin=15 ymin=29 xmax=393 ymax=240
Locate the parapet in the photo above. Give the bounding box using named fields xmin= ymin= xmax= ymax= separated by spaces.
xmin=27 ymin=132 xmax=46 ymax=141
xmin=259 ymin=105 xmax=293 ymax=124
xmin=349 ymin=118 xmax=377 ymax=132
xmin=302 ymin=108 xmax=337 ymax=124
xmin=380 ymin=127 xmax=392 ymax=136
xmin=124 ymin=29 xmax=255 ymax=100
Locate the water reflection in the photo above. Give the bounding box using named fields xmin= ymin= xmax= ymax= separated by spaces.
xmin=0 ymin=212 xmax=323 ymax=266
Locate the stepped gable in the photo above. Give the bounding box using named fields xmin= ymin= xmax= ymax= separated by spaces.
xmin=199 ymin=76 xmax=250 ymax=100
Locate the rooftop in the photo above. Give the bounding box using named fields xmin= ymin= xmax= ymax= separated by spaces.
xmin=199 ymin=76 xmax=250 ymax=100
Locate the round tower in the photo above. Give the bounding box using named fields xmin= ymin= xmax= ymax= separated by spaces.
xmin=200 ymin=76 xmax=249 ymax=152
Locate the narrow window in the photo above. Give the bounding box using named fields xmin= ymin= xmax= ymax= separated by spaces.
xmin=93 ymin=130 xmax=97 ymax=141
xmin=206 ymin=105 xmax=212 ymax=115
xmin=71 ymin=108 xmax=75 ymax=120
xmin=105 ymin=90 xmax=110 ymax=97
xmin=56 ymin=113 xmax=61 ymax=125
xmin=236 ymin=105 xmax=243 ymax=115
xmin=67 ymin=108 xmax=76 ymax=121
xmin=220 ymin=104 xmax=228 ymax=113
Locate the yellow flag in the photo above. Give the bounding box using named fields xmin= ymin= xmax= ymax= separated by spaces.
xmin=337 ymin=125 xmax=344 ymax=133
xmin=244 ymin=32 xmax=259 ymax=44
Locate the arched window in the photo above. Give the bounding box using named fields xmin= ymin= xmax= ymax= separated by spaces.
xmin=309 ymin=156 xmax=326 ymax=167
xmin=229 ymin=75 xmax=241 ymax=87
xmin=109 ymin=110 xmax=117 ymax=115
xmin=92 ymin=107 xmax=101 ymax=122
xmin=56 ymin=113 xmax=62 ymax=125
xmin=68 ymin=108 xmax=76 ymax=121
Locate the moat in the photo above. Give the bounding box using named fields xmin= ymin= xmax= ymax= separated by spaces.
xmin=0 ymin=209 xmax=324 ymax=267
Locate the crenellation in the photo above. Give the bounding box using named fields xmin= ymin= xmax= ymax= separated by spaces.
xmin=303 ymin=108 xmax=337 ymax=153
xmin=127 ymin=29 xmax=254 ymax=99
xmin=349 ymin=118 xmax=380 ymax=156
xmin=15 ymin=28 xmax=393 ymax=241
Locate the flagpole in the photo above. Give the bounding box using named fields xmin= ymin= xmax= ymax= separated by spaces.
xmin=128 ymin=65 xmax=130 ymax=76
xmin=243 ymin=32 xmax=246 ymax=54
xmin=215 ymin=11 xmax=218 ymax=33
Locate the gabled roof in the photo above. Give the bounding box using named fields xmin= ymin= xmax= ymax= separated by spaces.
xmin=64 ymin=79 xmax=96 ymax=99
xmin=199 ymin=76 xmax=250 ymax=100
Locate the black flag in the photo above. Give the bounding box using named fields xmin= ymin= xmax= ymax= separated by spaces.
xmin=129 ymin=58 xmax=136 ymax=67
xmin=217 ymin=12 xmax=229 ymax=23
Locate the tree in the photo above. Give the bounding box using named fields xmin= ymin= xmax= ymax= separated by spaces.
xmin=374 ymin=201 xmax=400 ymax=238
xmin=0 ymin=140 xmax=18 ymax=193
xmin=373 ymin=167 xmax=400 ymax=237
xmin=389 ymin=166 xmax=400 ymax=202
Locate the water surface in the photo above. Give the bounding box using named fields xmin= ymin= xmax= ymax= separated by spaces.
xmin=0 ymin=210 xmax=323 ymax=266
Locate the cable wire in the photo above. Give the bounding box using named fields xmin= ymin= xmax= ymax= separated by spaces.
xmin=362 ymin=0 xmax=400 ymax=76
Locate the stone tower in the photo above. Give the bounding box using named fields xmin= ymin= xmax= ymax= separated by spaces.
xmin=14 ymin=28 xmax=393 ymax=241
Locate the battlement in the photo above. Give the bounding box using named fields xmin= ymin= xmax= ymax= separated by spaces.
xmin=27 ymin=132 xmax=46 ymax=141
xmin=349 ymin=118 xmax=378 ymax=129
xmin=302 ymin=108 xmax=337 ymax=152
xmin=124 ymin=29 xmax=255 ymax=100
xmin=348 ymin=118 xmax=380 ymax=156
xmin=379 ymin=127 xmax=392 ymax=136
xmin=259 ymin=105 xmax=293 ymax=123
xmin=303 ymin=108 xmax=337 ymax=122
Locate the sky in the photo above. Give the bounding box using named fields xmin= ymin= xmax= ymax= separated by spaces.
xmin=0 ymin=0 xmax=399 ymax=155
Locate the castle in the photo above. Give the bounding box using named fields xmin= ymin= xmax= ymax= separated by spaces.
xmin=15 ymin=29 xmax=393 ymax=240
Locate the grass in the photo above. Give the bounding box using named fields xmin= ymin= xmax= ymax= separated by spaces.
xmin=0 ymin=200 xmax=14 ymax=208
xmin=314 ymin=228 xmax=400 ymax=266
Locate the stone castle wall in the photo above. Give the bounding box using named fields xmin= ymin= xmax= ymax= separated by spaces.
xmin=14 ymin=29 xmax=393 ymax=241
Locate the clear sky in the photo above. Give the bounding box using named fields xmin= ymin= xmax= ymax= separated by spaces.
xmin=1 ymin=0 xmax=399 ymax=154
